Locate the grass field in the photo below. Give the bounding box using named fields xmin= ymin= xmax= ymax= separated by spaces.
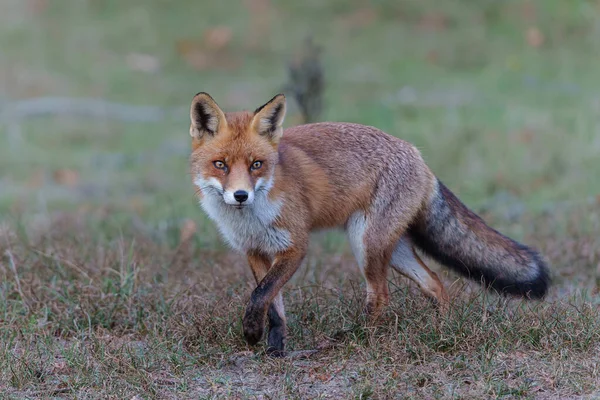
xmin=1 ymin=0 xmax=600 ymax=398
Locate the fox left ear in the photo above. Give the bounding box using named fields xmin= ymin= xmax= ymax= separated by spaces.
xmin=190 ymin=92 xmax=227 ymax=140
xmin=252 ymin=94 xmax=287 ymax=144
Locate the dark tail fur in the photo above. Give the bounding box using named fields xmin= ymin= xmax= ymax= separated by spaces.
xmin=409 ymin=180 xmax=550 ymax=298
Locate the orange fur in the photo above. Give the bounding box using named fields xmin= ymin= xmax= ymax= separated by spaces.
xmin=188 ymin=93 xmax=549 ymax=354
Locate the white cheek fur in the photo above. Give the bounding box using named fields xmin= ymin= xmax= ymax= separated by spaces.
xmin=194 ymin=176 xmax=223 ymax=193
xmin=255 ymin=176 xmax=274 ymax=191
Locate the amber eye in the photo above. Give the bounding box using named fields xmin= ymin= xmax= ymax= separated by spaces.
xmin=213 ymin=160 xmax=226 ymax=170
xmin=251 ymin=161 xmax=263 ymax=170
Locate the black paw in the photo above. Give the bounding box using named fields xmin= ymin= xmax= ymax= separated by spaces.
xmin=243 ymin=310 xmax=265 ymax=346
xmin=267 ymin=326 xmax=286 ymax=353
xmin=266 ymin=347 xmax=287 ymax=358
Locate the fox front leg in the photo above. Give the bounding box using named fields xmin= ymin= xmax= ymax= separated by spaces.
xmin=266 ymin=292 xmax=286 ymax=355
xmin=247 ymin=251 xmax=288 ymax=354
xmin=243 ymin=247 xmax=306 ymax=351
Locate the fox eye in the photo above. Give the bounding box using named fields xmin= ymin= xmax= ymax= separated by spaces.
xmin=251 ymin=161 xmax=263 ymax=170
xmin=213 ymin=160 xmax=226 ymax=170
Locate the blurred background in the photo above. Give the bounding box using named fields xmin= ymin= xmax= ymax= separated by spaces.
xmin=2 ymin=3 xmax=600 ymax=396
xmin=1 ymin=0 xmax=599 ymax=239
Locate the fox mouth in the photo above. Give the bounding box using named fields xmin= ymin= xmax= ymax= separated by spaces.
xmin=233 ymin=204 xmax=248 ymax=210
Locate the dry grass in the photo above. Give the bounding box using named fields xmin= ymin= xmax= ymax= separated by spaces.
xmin=2 ymin=1 xmax=600 ymax=398
xmin=1 ymin=204 xmax=599 ymax=399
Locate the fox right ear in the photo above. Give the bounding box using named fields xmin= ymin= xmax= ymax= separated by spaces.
xmin=190 ymin=92 xmax=227 ymax=140
xmin=252 ymin=94 xmax=287 ymax=144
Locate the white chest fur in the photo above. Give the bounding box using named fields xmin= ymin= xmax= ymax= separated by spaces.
xmin=200 ymin=192 xmax=292 ymax=254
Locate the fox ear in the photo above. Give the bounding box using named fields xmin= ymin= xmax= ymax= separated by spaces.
xmin=252 ymin=94 xmax=286 ymax=144
xmin=190 ymin=92 xmax=227 ymax=140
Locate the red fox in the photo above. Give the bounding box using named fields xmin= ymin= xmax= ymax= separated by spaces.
xmin=189 ymin=92 xmax=550 ymax=355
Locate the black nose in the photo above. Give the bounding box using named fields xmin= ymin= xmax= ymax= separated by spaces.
xmin=233 ymin=190 xmax=249 ymax=203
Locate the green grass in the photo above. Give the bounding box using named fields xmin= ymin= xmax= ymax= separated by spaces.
xmin=1 ymin=0 xmax=600 ymax=398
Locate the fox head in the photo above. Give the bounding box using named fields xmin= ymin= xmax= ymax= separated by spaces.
xmin=189 ymin=92 xmax=286 ymax=207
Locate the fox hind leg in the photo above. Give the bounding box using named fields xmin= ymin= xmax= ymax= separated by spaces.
xmin=347 ymin=211 xmax=402 ymax=318
xmin=363 ymin=244 xmax=393 ymax=317
xmin=347 ymin=170 xmax=433 ymax=318
xmin=390 ymin=236 xmax=449 ymax=309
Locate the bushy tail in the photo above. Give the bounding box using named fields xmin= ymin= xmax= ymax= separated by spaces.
xmin=408 ymin=180 xmax=550 ymax=298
